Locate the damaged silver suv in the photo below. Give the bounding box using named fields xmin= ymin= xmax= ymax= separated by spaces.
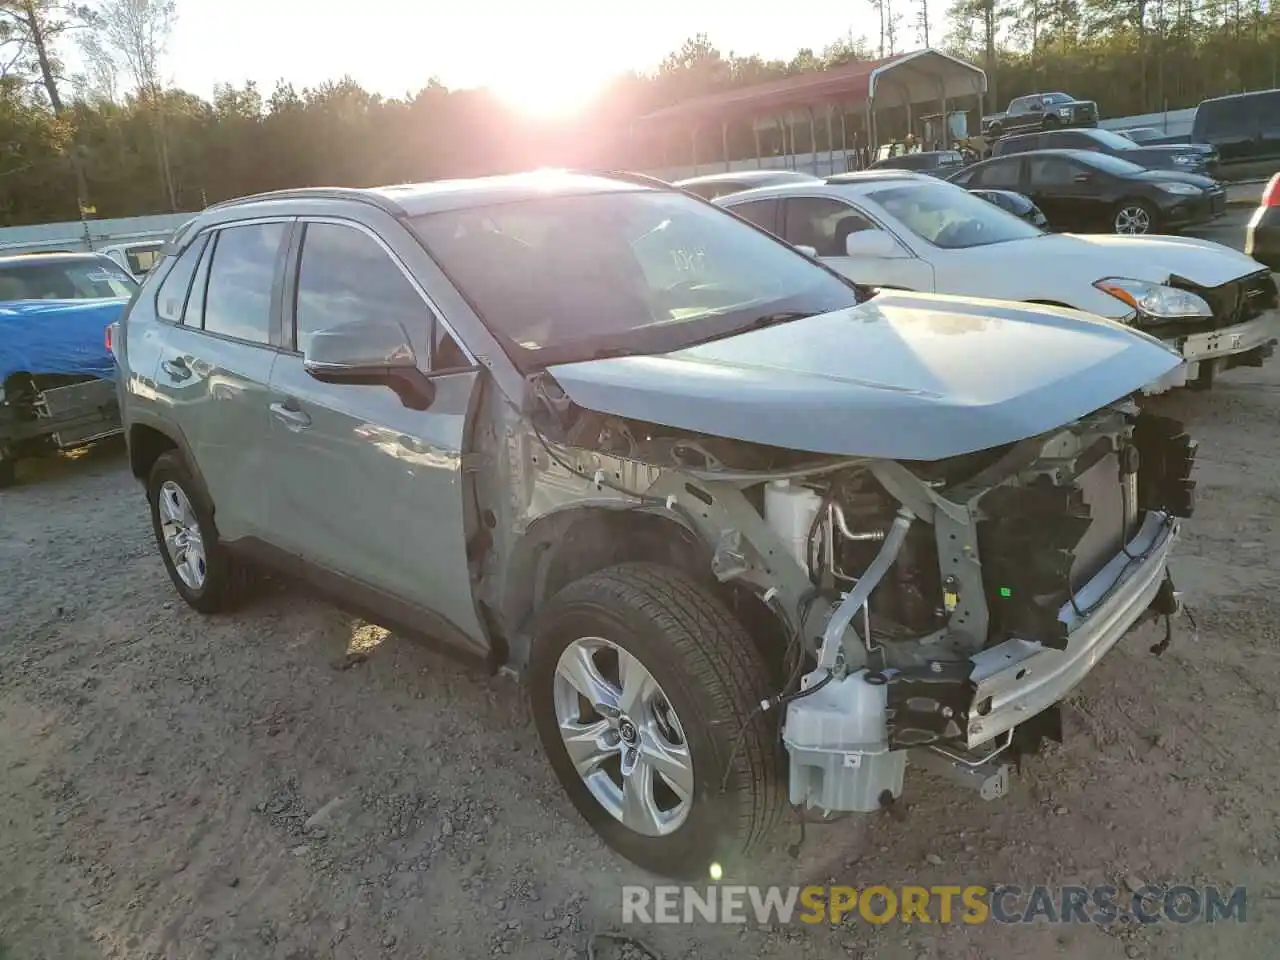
xmin=113 ymin=171 xmax=1196 ymax=879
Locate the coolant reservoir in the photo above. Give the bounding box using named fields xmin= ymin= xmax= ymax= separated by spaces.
xmin=764 ymin=480 xmax=823 ymax=571
xmin=782 ymin=669 xmax=906 ymax=813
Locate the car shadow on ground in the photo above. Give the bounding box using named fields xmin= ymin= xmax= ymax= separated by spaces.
xmin=4 ymin=436 xmax=128 ymax=490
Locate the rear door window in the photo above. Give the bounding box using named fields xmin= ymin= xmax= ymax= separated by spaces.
xmin=1028 ymin=156 xmax=1078 ymax=188
xmin=727 ymin=198 xmax=780 ymax=235
xmin=781 ymin=198 xmax=876 ymax=256
xmin=202 ymin=222 xmax=289 ymax=344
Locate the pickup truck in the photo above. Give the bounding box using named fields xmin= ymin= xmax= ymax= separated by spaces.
xmin=983 ymin=92 xmax=1099 ymax=140
xmin=0 ymin=252 xmax=136 ymax=487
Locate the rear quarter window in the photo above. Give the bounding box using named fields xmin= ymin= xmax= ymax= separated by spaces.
xmin=154 ymin=234 xmax=209 ymax=323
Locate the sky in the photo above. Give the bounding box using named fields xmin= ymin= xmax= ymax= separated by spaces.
xmin=158 ymin=0 xmax=916 ymax=115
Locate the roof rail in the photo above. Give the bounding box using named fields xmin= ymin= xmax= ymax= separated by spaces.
xmin=202 ymin=186 xmax=408 ymax=217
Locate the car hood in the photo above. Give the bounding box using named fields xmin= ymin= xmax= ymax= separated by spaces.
xmin=1030 ymin=232 xmax=1264 ymax=287
xmin=546 ymin=292 xmax=1181 ymax=462
xmin=1128 ymin=144 xmax=1206 ymax=161
xmin=1132 ymin=167 xmax=1219 ymax=188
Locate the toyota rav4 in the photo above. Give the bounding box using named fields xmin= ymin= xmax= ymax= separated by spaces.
xmin=112 ymin=171 xmax=1196 ymax=879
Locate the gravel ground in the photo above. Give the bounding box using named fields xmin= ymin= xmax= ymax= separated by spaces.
xmin=3 ymin=365 xmax=1280 ymax=960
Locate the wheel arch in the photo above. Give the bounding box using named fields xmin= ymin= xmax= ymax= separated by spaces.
xmin=128 ymin=420 xmax=213 ymax=511
xmin=496 ymin=505 xmax=789 ymax=677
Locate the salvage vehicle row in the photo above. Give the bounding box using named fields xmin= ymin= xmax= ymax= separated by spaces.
xmin=108 ymin=172 xmax=1201 ymax=878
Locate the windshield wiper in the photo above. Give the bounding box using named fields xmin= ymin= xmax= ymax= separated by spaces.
xmin=743 ymin=310 xmax=819 ymax=329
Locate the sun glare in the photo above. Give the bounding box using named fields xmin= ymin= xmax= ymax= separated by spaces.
xmin=492 ymin=69 xmax=603 ymax=119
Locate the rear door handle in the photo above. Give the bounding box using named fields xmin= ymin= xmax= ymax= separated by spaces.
xmin=270 ymin=399 xmax=312 ymax=430
xmin=160 ymin=357 xmax=191 ymax=381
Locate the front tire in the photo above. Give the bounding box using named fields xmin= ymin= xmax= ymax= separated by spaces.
xmin=147 ymin=451 xmax=253 ymax=613
xmin=1114 ymin=199 xmax=1157 ymax=235
xmin=0 ymin=453 xmax=15 ymax=489
xmin=528 ymin=563 xmax=785 ymax=879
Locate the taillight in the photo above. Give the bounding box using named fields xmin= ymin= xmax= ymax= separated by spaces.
xmin=1263 ymin=174 xmax=1280 ymax=208
xmin=105 ymin=322 xmax=116 ymax=353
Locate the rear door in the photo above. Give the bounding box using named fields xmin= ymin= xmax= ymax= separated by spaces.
xmin=724 ymin=197 xmax=781 ymax=236
xmin=152 ymin=219 xmax=291 ymax=542
xmin=264 ymin=215 xmax=488 ymax=653
xmin=780 ymin=195 xmax=934 ymax=290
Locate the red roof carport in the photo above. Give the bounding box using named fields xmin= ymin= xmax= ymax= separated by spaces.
xmin=631 ymin=49 xmax=988 ymax=175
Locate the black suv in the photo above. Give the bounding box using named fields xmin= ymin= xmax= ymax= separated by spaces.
xmin=992 ymin=127 xmax=1218 ymax=178
xmin=1191 ymin=89 xmax=1280 ymax=178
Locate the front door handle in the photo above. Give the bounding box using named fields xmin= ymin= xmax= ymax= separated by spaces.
xmin=270 ymin=399 xmax=312 ymax=430
xmin=160 ymin=357 xmax=191 ymax=381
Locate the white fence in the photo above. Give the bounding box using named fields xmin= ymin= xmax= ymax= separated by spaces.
xmin=0 ymin=212 xmax=195 ymax=255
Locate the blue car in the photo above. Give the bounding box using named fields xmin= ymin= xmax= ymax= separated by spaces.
xmin=0 ymin=252 xmax=137 ymax=487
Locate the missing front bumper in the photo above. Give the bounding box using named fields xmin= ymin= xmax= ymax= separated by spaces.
xmin=1142 ymin=311 xmax=1279 ymax=393
xmin=965 ymin=511 xmax=1178 ymax=748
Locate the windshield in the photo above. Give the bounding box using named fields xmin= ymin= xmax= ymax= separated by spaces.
xmin=0 ymin=259 xmax=138 ymax=301
xmin=1079 ymin=151 xmax=1148 ymax=176
xmin=1121 ymin=128 xmax=1161 ymax=142
xmin=410 ymin=189 xmax=861 ymax=368
xmin=1088 ymin=128 xmax=1141 ymax=151
xmin=867 ymin=181 xmax=1044 ymax=249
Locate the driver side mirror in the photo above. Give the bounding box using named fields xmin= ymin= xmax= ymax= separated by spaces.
xmin=303 ymin=317 xmax=435 ymax=410
xmin=844 ymin=229 xmax=904 ymax=259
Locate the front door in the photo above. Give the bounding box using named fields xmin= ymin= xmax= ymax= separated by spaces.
xmin=1023 ymin=155 xmax=1100 ymax=231
xmin=780 ymin=196 xmax=934 ymax=291
xmin=264 ymin=217 xmax=488 ymax=652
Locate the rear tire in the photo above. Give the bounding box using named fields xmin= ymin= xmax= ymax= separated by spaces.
xmin=528 ymin=562 xmax=786 ymax=879
xmin=147 ymin=451 xmax=254 ymax=613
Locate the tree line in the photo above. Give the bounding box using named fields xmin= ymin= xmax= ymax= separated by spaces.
xmin=0 ymin=0 xmax=1276 ymax=227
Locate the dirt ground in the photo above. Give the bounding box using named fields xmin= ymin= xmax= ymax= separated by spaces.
xmin=3 ymin=364 xmax=1279 ymax=960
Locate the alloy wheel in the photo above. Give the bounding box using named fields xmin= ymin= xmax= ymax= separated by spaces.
xmin=1114 ymin=205 xmax=1152 ymax=235
xmin=552 ymin=636 xmax=694 ymax=837
xmin=158 ymin=480 xmax=207 ymax=589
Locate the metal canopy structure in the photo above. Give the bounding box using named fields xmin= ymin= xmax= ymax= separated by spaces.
xmin=632 ymin=49 xmax=988 ymax=175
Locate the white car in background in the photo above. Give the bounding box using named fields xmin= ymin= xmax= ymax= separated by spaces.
xmin=716 ymin=171 xmax=1279 ymax=390
xmin=97 ymin=240 xmax=166 ymax=281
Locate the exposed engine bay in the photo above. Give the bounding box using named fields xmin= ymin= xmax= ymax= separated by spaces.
xmin=524 ymin=380 xmax=1197 ymax=819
